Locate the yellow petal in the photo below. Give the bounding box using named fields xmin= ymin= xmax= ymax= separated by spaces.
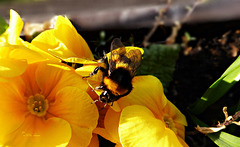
xmin=117 ymin=75 xmax=168 ymax=115
xmin=20 ymin=63 xmax=42 ymax=97
xmin=76 ymin=65 xmax=104 ymax=98
xmin=35 ymin=62 xmax=88 ymax=100
xmin=93 ymin=128 xmax=117 ymax=144
xmin=110 ymin=102 xmax=121 ymax=112
xmin=0 ymin=78 xmax=26 ymax=139
xmin=0 ymin=44 xmax=12 ymax=58
xmin=67 ymin=124 xmax=95 ymax=147
xmin=9 ymin=45 xmax=47 ymax=63
xmin=163 ymin=100 xmax=188 ymax=126
xmin=119 ymin=105 xmax=183 ymax=147
xmin=177 ymin=136 xmax=189 ymax=147
xmin=176 ymin=124 xmax=187 ymax=145
xmin=30 ymin=30 xmax=63 ymax=62
xmin=31 ymin=29 xmax=58 ymax=53
xmin=48 ymin=86 xmax=98 ymax=130
xmin=32 ymin=17 xmax=94 ymax=61
xmin=0 ymin=58 xmax=27 ymax=78
xmin=87 ymin=133 xmax=99 ymax=147
xmin=92 ymin=107 xmax=121 ymax=144
xmin=54 ymin=23 xmax=94 ymax=59
xmin=7 ymin=9 xmax=23 ymax=45
xmin=104 ymin=107 xmax=121 ymax=143
xmin=55 ymin=16 xmax=74 ymax=29
xmin=2 ymin=115 xmax=72 ymax=147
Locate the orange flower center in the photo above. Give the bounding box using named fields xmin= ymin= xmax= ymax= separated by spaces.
xmin=163 ymin=115 xmax=177 ymax=134
xmin=27 ymin=94 xmax=49 ymax=117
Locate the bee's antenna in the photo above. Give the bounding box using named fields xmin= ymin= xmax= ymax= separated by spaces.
xmin=103 ymin=50 xmax=106 ymax=56
xmin=91 ymin=99 xmax=99 ymax=104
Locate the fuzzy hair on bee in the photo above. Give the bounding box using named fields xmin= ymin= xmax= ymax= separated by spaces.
xmin=84 ymin=38 xmax=143 ymax=106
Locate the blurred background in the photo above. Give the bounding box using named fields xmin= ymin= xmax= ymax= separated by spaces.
xmin=1 ymin=0 xmax=240 ymax=31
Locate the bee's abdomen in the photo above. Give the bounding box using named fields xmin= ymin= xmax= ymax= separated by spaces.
xmin=104 ymin=68 xmax=132 ymax=96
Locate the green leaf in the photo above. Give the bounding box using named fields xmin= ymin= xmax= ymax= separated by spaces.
xmin=210 ymin=132 xmax=240 ymax=147
xmin=190 ymin=114 xmax=240 ymax=147
xmin=0 ymin=17 xmax=8 ymax=35
xmin=189 ymin=55 xmax=240 ymax=114
xmin=137 ymin=44 xmax=180 ymax=91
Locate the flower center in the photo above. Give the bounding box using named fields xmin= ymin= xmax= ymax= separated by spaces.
xmin=27 ymin=94 xmax=49 ymax=117
xmin=163 ymin=115 xmax=177 ymax=134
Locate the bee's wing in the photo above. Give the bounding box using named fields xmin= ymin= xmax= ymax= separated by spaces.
xmin=125 ymin=49 xmax=142 ymax=76
xmin=109 ymin=38 xmax=127 ymax=73
xmin=110 ymin=38 xmax=126 ymax=54
xmin=63 ymin=57 xmax=100 ymax=65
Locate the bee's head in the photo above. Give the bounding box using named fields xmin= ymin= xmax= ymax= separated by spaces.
xmin=100 ymin=91 xmax=110 ymax=104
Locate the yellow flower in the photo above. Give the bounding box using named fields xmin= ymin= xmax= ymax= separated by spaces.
xmin=31 ymin=15 xmax=94 ymax=60
xmin=94 ymin=76 xmax=188 ymax=147
xmin=0 ymin=62 xmax=99 ymax=146
xmin=0 ymin=10 xmax=61 ymax=82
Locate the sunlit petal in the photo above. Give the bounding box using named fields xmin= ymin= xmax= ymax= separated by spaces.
xmin=119 ymin=105 xmax=183 ymax=147
xmin=31 ymin=29 xmax=58 ymax=53
xmin=55 ymin=15 xmax=74 ymax=29
xmin=35 ymin=62 xmax=88 ymax=100
xmin=32 ymin=16 xmax=94 ymax=60
xmin=0 ymin=44 xmax=11 ymax=58
xmin=9 ymin=45 xmax=47 ymax=63
xmin=48 ymin=86 xmax=98 ymax=129
xmin=54 ymin=17 xmax=94 ymax=59
xmin=7 ymin=9 xmax=23 ymax=45
xmin=3 ymin=115 xmax=71 ymax=147
xmin=0 ymin=58 xmax=27 ymax=78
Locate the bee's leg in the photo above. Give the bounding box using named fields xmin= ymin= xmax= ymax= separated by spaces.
xmin=82 ymin=67 xmax=100 ymax=79
xmin=103 ymin=103 xmax=108 ymax=108
xmin=91 ymin=99 xmax=99 ymax=104
xmin=94 ymin=85 xmax=106 ymax=90
xmin=110 ymin=102 xmax=114 ymax=106
xmin=83 ymin=66 xmax=106 ymax=79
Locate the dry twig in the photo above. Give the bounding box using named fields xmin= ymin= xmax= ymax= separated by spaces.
xmin=196 ymin=107 xmax=240 ymax=134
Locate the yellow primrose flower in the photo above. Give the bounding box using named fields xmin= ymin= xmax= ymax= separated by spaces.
xmin=31 ymin=15 xmax=94 ymax=60
xmin=0 ymin=62 xmax=99 ymax=146
xmin=94 ymin=75 xmax=188 ymax=147
xmin=0 ymin=10 xmax=64 ymax=63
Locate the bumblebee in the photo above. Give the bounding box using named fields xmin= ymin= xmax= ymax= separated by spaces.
xmin=85 ymin=38 xmax=143 ymax=105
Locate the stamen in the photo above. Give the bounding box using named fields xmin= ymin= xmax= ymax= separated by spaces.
xmin=163 ymin=115 xmax=177 ymax=134
xmin=27 ymin=94 xmax=49 ymax=117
